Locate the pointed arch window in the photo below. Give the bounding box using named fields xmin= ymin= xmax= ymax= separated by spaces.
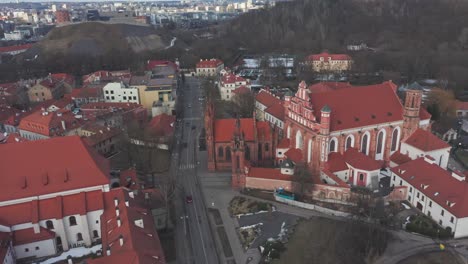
xmin=391 ymin=128 xmax=400 ymax=152
xmin=225 ymin=147 xmax=231 ymax=161
xmin=361 ymin=134 xmax=369 ymax=155
xmin=376 ymin=131 xmax=385 ymax=154
xmin=218 ymin=147 xmax=224 ymax=158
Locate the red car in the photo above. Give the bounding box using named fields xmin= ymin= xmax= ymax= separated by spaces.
xmin=186 ymin=195 xmax=193 ymax=204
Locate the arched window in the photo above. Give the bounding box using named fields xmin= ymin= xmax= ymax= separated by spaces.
xmin=218 ymin=147 xmax=224 ymax=158
xmin=391 ymin=128 xmax=400 ymax=152
xmin=93 ymin=230 xmax=99 ymax=238
xmin=77 ymin=233 xmax=83 ymax=241
xmin=225 ymin=147 xmax=231 ymax=161
xmin=295 ymin=131 xmax=303 ymax=149
xmin=329 ymin=138 xmax=338 ymax=152
xmin=376 ymin=130 xmax=385 ymax=154
xmin=245 ymin=145 xmax=250 ymax=160
xmin=287 ymin=126 xmax=291 ymax=139
xmin=69 ymin=216 xmax=77 ymax=226
xmin=361 ymin=133 xmax=369 ymax=155
xmin=46 ymin=220 xmax=54 ymax=229
xmin=345 ymin=135 xmax=354 ymax=150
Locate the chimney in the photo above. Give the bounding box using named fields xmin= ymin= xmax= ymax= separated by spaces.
xmin=117 ymin=217 xmax=121 ymax=227
xmin=61 ymin=120 xmax=66 ymax=130
xmin=106 ymin=246 xmax=111 ymax=256
xmin=67 ymin=255 xmax=73 ymax=264
xmin=115 ymin=207 xmax=120 ymax=217
xmin=119 ymin=235 xmax=124 ymax=246
xmin=114 ymin=198 xmax=118 ymax=206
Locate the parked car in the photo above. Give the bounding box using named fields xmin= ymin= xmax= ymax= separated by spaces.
xmin=186 ymin=195 xmax=193 ymax=203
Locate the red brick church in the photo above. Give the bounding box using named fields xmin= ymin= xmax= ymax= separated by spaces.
xmin=204 ymin=101 xmax=277 ymax=187
xmin=205 ymin=80 xmax=432 ymax=189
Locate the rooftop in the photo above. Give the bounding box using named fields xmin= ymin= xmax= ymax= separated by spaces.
xmin=404 ymin=128 xmax=450 ymax=152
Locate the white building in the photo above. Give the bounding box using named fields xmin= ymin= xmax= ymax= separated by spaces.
xmin=103 ymin=82 xmax=140 ymax=104
xmin=390 ymin=158 xmax=468 ymax=238
xmin=196 ymin=59 xmax=224 ymax=77
xmin=218 ymin=73 xmax=249 ymax=100
xmin=0 ymin=136 xmax=110 ymax=262
xmin=400 ymin=128 xmax=451 ymax=169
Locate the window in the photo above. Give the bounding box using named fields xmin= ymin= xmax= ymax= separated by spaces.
xmin=429 ymin=201 xmax=432 ymax=207
xmin=69 ymin=216 xmax=77 ymax=226
xmin=391 ymin=128 xmax=400 ymax=152
xmin=359 ymin=174 xmax=364 ymax=181
xmin=77 ymin=233 xmax=83 ymax=241
xmin=111 ymin=96 xmax=115 ymax=100
xmin=417 ymin=192 xmax=420 ymax=198
xmin=450 ymin=217 xmax=454 ymax=223
xmin=409 ymin=187 xmax=413 ymax=193
xmin=345 ymin=136 xmax=353 ymax=150
xmin=422 ymin=196 xmax=424 ymax=201
xmin=133 ymin=96 xmax=137 ymax=100
xmin=361 ymin=133 xmax=369 ymax=154
xmin=123 ymin=96 xmax=127 ymax=100
xmin=329 ymin=138 xmax=337 ymax=152
xmin=226 ymin=147 xmax=231 ymax=161
xmin=35 ymin=92 xmax=38 ymax=96
xmin=441 ymin=210 xmax=444 ymax=216
xmin=106 ymin=96 xmax=109 ymax=100
xmin=105 ymin=90 xmax=109 ymax=94
xmin=46 ymin=220 xmax=54 ymax=229
xmin=399 ymin=180 xmax=402 ymax=186
xmin=25 ymin=248 xmax=29 ymax=252
xmin=428 ymin=211 xmax=431 ymax=217
xmin=265 ymin=143 xmax=269 ymax=151
xmin=393 ymin=176 xmax=395 ymax=181
xmin=376 ymin=131 xmax=385 ymax=154
xmin=35 ymin=246 xmax=40 ymax=250
xmin=218 ymin=147 xmax=224 ymax=158
xmin=93 ymin=230 xmax=99 ymax=238
xmin=111 ymin=90 xmax=114 ymax=94
xmin=96 ymin=220 xmax=99 ymax=224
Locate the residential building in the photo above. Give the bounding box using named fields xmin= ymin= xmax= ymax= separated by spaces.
xmin=18 ymin=109 xmax=84 ymax=140
xmin=80 ymin=124 xmax=121 ymax=157
xmin=82 ymin=70 xmax=131 ymax=86
xmin=400 ymin=128 xmax=451 ymax=169
xmin=55 ymin=10 xmax=70 ymax=24
xmin=305 ymin=51 xmax=353 ymax=72
xmin=80 ymin=102 xmax=147 ymax=129
xmin=0 ymin=137 xmax=110 ymax=261
xmin=390 ymin=158 xmax=468 ymax=238
xmin=218 ymin=73 xmax=249 ymax=101
xmin=196 ymin=59 xmax=224 ymax=77
xmin=103 ymin=82 xmax=139 ymax=104
xmin=456 ymin=100 xmax=468 ymax=117
xmin=255 ymin=89 xmax=284 ymax=130
xmin=70 ymin=87 xmax=103 ymax=106
xmin=28 ymin=74 xmax=75 ymax=102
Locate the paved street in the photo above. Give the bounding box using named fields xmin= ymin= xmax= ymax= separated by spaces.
xmin=173 ymin=76 xmax=219 ymax=264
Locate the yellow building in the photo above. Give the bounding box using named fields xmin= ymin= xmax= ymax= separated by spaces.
xmin=305 ymin=51 xmax=353 ymax=72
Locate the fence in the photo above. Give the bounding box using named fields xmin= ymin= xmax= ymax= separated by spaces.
xmin=274 ymin=194 xmax=351 ymax=217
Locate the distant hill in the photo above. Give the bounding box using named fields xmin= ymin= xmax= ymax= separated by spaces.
xmin=31 ymin=22 xmax=168 ymax=57
xmin=176 ymin=0 xmax=468 ymax=93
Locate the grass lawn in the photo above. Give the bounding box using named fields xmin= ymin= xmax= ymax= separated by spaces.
xmin=228 ymin=196 xmax=273 ymax=216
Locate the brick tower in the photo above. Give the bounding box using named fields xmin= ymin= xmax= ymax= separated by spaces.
xmin=231 ymin=117 xmax=246 ymax=189
xmin=402 ymin=90 xmax=422 ymax=140
xmin=205 ymin=100 xmax=216 ymax=171
xmin=317 ymin=105 xmax=331 ymax=173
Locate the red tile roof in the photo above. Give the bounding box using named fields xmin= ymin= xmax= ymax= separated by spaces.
xmin=306 ymin=52 xmax=352 ymax=62
xmin=0 ymin=44 xmax=33 ymax=54
xmin=0 ymin=136 xmax=109 ymax=203
xmin=91 ymin=188 xmax=165 ymax=264
xmin=71 ymin=87 xmax=101 ymax=98
xmin=419 ymin=107 xmax=432 ymax=120
xmin=214 ymin=118 xmax=271 ymax=142
xmin=277 ymin=138 xmax=290 ymax=149
xmin=404 ymin=128 xmax=450 ymax=151
xmin=308 ymin=82 xmax=352 ymax=93
xmin=18 ymin=109 xmax=84 ymax=137
xmin=310 ymin=81 xmax=402 ymax=131
xmin=284 ymin=148 xmax=302 ymax=163
xmin=221 ymin=73 xmax=246 ymax=85
xmin=196 ymin=59 xmax=223 ymax=69
xmin=0 ymin=132 xmax=28 ymax=144
xmin=148 ymin=113 xmax=176 ymax=137
xmin=391 ymin=158 xmax=468 ymax=218
xmin=50 ymin=73 xmax=75 ymax=86
xmin=13 ymin=227 xmax=55 ymax=245
xmin=247 ymin=167 xmax=292 ymax=181
xmin=389 ymin=151 xmax=412 ymax=165
xmin=265 ymin=103 xmax=285 ymax=121
xmin=255 ymin=89 xmax=281 ymax=108
xmin=232 ymin=85 xmax=251 ymax=95
xmin=326 ymin=148 xmax=382 ymax=172
xmin=456 ymin=100 xmax=468 ymax=111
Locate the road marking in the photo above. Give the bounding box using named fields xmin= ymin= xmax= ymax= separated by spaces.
xmin=179 ymin=164 xmax=195 ymax=169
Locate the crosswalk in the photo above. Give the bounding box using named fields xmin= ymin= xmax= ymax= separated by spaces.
xmin=179 ymin=163 xmax=196 ymax=170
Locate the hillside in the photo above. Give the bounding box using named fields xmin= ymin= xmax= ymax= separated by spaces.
xmin=34 ymin=22 xmax=168 ymax=56
xmin=173 ymin=0 xmax=468 ymax=93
